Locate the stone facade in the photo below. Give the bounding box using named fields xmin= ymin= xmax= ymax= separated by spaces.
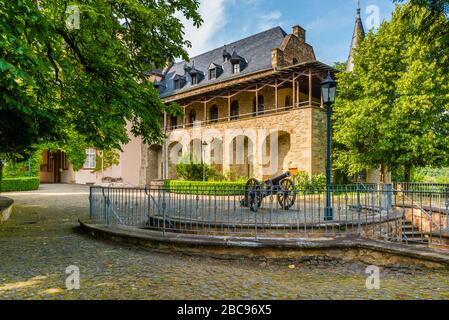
xmin=139 ymin=24 xmax=331 ymax=184
xmin=271 ymin=27 xmax=315 ymax=69
xmin=141 ymin=103 xmax=327 ymax=182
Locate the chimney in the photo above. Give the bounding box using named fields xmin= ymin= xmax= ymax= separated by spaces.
xmin=292 ymin=25 xmax=306 ymax=42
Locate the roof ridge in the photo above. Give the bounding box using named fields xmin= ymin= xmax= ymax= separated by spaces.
xmin=183 ymin=26 xmax=287 ymax=63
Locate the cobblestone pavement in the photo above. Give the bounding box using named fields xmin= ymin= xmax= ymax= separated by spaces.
xmin=1 ymin=184 xmax=449 ymax=300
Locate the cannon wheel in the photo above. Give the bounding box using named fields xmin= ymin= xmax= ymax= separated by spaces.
xmin=245 ymin=178 xmax=262 ymax=212
xmin=277 ymin=178 xmax=297 ymax=210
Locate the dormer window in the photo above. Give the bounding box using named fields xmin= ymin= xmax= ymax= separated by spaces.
xmin=233 ymin=63 xmax=240 ymax=74
xmin=230 ymin=50 xmax=245 ymax=74
xmin=174 ymin=79 xmax=181 ymax=90
xmin=191 ymin=74 xmax=198 ymax=85
xmin=209 ymin=68 xmax=217 ymax=80
xmin=208 ymin=63 xmax=222 ymax=80
xmin=173 ymin=74 xmax=186 ymax=90
xmin=187 ymin=65 xmax=203 ymax=85
xmin=223 ymin=46 xmax=231 ymax=62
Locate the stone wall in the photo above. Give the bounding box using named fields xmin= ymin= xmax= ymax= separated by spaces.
xmin=149 ymin=105 xmax=327 ymax=182
xmin=271 ymin=33 xmax=315 ymax=69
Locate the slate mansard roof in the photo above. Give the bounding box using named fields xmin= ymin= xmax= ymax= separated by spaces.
xmin=159 ymin=27 xmax=288 ymax=98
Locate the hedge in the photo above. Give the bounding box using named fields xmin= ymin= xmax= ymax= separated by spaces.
xmin=164 ymin=180 xmax=246 ymax=195
xmin=0 ymin=177 xmax=40 ymax=192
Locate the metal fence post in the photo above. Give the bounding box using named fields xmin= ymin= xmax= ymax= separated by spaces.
xmin=255 ymin=192 xmax=258 ymax=241
xmin=162 ymin=188 xmax=167 ymax=237
xmin=89 ymin=186 xmax=93 ymax=219
xmin=106 ymin=188 xmax=110 ymax=226
xmin=384 ymin=183 xmax=393 ymax=211
xmin=102 ymin=188 xmax=107 ymax=224
xmin=357 ymin=184 xmax=361 ymax=239
xmin=446 ymin=187 xmax=449 ymax=234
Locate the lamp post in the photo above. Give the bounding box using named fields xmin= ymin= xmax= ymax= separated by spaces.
xmin=202 ymin=141 xmax=208 ymax=182
xmin=321 ymin=70 xmax=337 ymax=221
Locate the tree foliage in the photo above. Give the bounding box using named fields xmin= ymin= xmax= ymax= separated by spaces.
xmin=93 ymin=149 xmax=120 ymax=173
xmin=333 ymin=4 xmax=449 ymax=182
xmin=0 ymin=0 xmax=201 ymax=164
xmin=175 ymin=154 xmax=225 ymax=182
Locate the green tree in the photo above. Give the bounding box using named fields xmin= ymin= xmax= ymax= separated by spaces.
xmin=395 ymin=0 xmax=448 ymax=14
xmin=333 ymin=4 xmax=449 ymax=182
xmin=332 ymin=61 xmax=347 ymax=72
xmin=93 ymin=149 xmax=120 ymax=174
xmin=0 ymin=0 xmax=200 ymax=174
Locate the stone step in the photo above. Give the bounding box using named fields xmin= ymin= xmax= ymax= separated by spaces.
xmin=402 ymin=225 xmax=418 ymax=231
xmin=403 ymin=232 xmax=426 ymax=239
xmin=403 ymin=239 xmax=429 ymax=245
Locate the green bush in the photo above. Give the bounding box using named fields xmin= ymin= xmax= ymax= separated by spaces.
xmin=3 ymin=152 xmax=41 ymax=178
xmin=0 ymin=177 xmax=40 ymax=192
xmin=292 ymin=171 xmax=327 ymax=192
xmin=164 ymin=180 xmax=245 ymax=195
xmin=311 ymin=174 xmax=326 ymax=190
xmin=292 ymin=170 xmax=310 ymax=190
xmin=224 ymin=171 xmax=249 ymax=182
xmin=174 ymin=155 xmax=225 ymax=181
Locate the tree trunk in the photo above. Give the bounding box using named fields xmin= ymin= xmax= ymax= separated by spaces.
xmin=404 ymin=164 xmax=412 ymax=182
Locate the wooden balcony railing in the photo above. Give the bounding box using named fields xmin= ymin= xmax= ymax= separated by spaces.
xmin=166 ymin=101 xmax=322 ymax=131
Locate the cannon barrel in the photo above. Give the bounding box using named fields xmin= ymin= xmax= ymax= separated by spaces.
xmin=264 ymin=171 xmax=291 ymax=186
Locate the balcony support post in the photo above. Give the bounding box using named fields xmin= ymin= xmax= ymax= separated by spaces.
xmin=275 ymin=79 xmax=278 ymax=112
xmin=228 ymin=93 xmax=231 ymax=121
xmin=203 ymin=98 xmax=207 ymax=124
xmin=292 ymin=73 xmax=296 ymax=108
xmin=309 ymin=68 xmax=313 ymax=107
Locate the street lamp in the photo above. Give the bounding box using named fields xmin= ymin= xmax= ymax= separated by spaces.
xmin=321 ymin=70 xmax=337 ymax=221
xmin=202 ymin=141 xmax=208 ymax=182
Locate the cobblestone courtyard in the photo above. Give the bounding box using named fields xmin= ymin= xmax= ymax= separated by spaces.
xmin=1 ymin=184 xmax=449 ymax=300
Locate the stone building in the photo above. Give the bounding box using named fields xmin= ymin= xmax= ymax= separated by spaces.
xmin=142 ymin=25 xmax=333 ymax=183
xmin=40 ymin=10 xmax=389 ymax=186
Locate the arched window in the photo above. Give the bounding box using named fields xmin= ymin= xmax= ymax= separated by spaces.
xmin=285 ymin=95 xmax=291 ymax=110
xmin=189 ymin=109 xmax=196 ymax=124
xmin=170 ymin=115 xmax=178 ymax=129
xmin=231 ymin=101 xmax=239 ymax=120
xmin=210 ymin=105 xmax=218 ymax=123
xmin=252 ymin=95 xmax=264 ymax=116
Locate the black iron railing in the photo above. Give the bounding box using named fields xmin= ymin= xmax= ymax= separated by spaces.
xmin=89 ymin=184 xmax=449 ymax=248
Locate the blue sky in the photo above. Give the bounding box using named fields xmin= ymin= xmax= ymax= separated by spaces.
xmin=180 ymin=0 xmax=397 ymax=65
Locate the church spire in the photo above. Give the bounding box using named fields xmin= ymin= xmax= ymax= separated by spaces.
xmin=347 ymin=1 xmax=365 ymax=72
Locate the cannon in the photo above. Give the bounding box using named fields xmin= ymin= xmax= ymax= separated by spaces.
xmin=241 ymin=172 xmax=297 ymax=212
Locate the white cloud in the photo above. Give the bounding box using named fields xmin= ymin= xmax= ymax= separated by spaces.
xmin=179 ymin=0 xmax=228 ymax=59
xmin=257 ymin=11 xmax=282 ymax=31
xmin=175 ymin=0 xmax=285 ymax=61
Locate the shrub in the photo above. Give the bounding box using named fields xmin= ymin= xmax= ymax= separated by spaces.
xmin=0 ymin=177 xmax=40 ymax=192
xmin=292 ymin=171 xmax=327 ymax=192
xmin=224 ymin=171 xmax=249 ymax=182
xmin=292 ymin=170 xmax=311 ymax=190
xmin=164 ymin=180 xmax=245 ymax=195
xmin=311 ymin=174 xmax=326 ymax=190
xmin=3 ymin=152 xmax=41 ymax=178
xmin=174 ymin=156 xmax=225 ymax=181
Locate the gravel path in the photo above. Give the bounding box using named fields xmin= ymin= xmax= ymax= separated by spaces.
xmin=1 ymin=184 xmax=449 ymax=300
